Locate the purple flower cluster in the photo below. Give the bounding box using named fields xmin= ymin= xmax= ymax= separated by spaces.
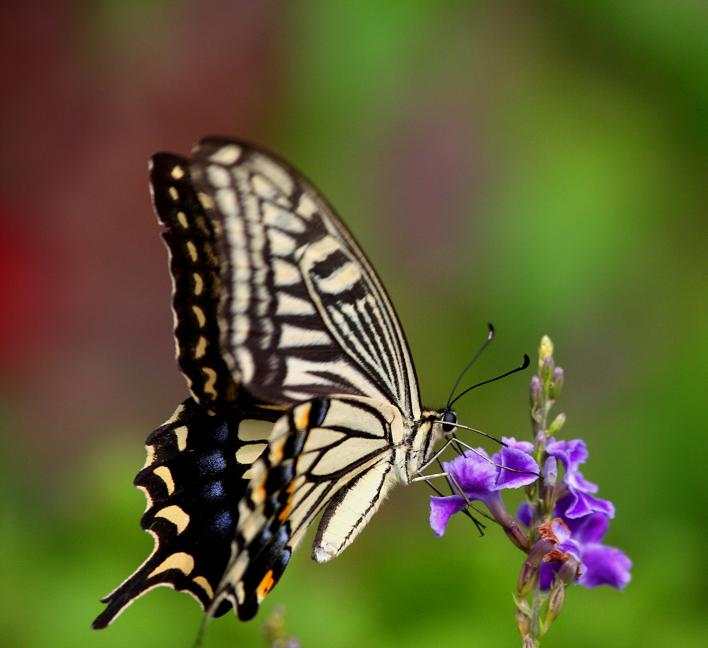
xmin=517 ymin=438 xmax=631 ymax=591
xmin=431 ymin=335 xmax=635 ymax=646
xmin=429 ymin=438 xmax=631 ymax=591
xmin=429 ymin=335 xmax=632 ymax=645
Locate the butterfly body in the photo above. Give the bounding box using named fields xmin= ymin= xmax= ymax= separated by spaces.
xmin=93 ymin=138 xmax=451 ymax=628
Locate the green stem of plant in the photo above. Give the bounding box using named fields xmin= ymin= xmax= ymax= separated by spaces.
xmin=522 ymin=340 xmax=559 ymax=647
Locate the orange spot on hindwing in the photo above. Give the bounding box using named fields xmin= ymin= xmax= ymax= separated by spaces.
xmin=270 ymin=438 xmax=285 ymax=463
xmin=278 ymin=500 xmax=292 ymax=522
xmin=295 ymin=403 xmax=311 ymax=431
xmin=256 ymin=570 xmax=276 ymax=601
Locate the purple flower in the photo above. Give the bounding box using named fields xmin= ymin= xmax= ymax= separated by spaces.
xmin=516 ymin=439 xmax=632 ymax=591
xmin=538 ymin=505 xmax=632 ymax=591
xmin=565 ymin=508 xmax=632 ymax=589
xmin=580 ymin=543 xmax=632 ymax=589
xmin=546 ymin=439 xmax=615 ymax=519
xmin=429 ymin=444 xmax=539 ymax=537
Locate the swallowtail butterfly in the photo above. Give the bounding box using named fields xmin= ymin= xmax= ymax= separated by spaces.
xmin=92 ymin=137 xmax=458 ymax=628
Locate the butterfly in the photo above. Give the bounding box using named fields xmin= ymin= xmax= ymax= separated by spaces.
xmin=92 ymin=137 xmax=460 ymax=629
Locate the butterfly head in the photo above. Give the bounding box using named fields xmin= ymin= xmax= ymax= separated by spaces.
xmin=440 ymin=408 xmax=457 ymax=434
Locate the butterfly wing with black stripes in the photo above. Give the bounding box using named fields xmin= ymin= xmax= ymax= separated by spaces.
xmin=186 ymin=138 xmax=422 ymax=418
xmin=149 ymin=152 xmax=244 ymax=410
xmin=92 ymin=399 xmax=281 ymax=629
xmin=93 ymin=148 xmax=289 ymax=628
xmin=213 ymin=395 xmax=410 ymax=621
xmin=93 ymin=138 xmax=442 ymax=629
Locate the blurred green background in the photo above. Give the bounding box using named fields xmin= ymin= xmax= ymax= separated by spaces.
xmin=1 ymin=2 xmax=706 ymax=647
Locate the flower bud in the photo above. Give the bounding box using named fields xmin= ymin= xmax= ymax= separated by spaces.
xmin=515 ymin=601 xmax=532 ymax=637
xmin=541 ymin=356 xmax=554 ymax=382
xmin=264 ymin=605 xmax=299 ymax=647
xmin=547 ymin=581 xmax=565 ymax=622
xmin=529 ymin=375 xmax=542 ymax=408
xmin=557 ymin=556 xmax=581 ymax=585
xmin=513 ymin=595 xmax=532 ymax=617
xmin=542 ymin=456 xmax=557 ymax=489
xmin=518 ymin=538 xmax=554 ymax=596
xmin=549 ymin=367 xmax=564 ymax=398
xmin=547 ymin=413 xmax=566 ymax=436
xmin=517 ymin=560 xmax=538 ymax=597
xmin=515 ymin=612 xmax=530 ymax=636
xmin=534 ymin=429 xmax=546 ymax=446
xmin=539 ymin=335 xmax=554 ymax=369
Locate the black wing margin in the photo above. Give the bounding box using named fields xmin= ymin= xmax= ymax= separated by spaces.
xmin=150 ymin=153 xmax=240 ymax=410
xmin=92 ymin=399 xmax=276 ymax=628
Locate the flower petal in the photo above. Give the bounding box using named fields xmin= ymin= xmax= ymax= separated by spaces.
xmin=493 ymin=447 xmax=539 ymax=489
xmin=551 ymin=519 xmax=572 ymax=544
xmin=568 ymin=512 xmax=609 ymax=544
xmin=546 ymin=439 xmax=581 ymax=468
xmin=501 ymin=436 xmax=534 ymax=454
xmin=565 ymin=439 xmax=589 ymax=467
xmin=579 ymin=544 xmax=632 ymax=589
xmin=557 ymin=538 xmax=581 ymax=560
xmin=444 ymin=451 xmax=497 ymax=495
xmin=516 ymin=502 xmax=534 ymax=527
xmin=429 ymin=495 xmax=467 ymax=537
xmin=539 ymin=562 xmax=559 ymax=591
xmin=563 ymin=491 xmax=615 ymax=520
xmin=566 ymin=468 xmax=598 ymax=494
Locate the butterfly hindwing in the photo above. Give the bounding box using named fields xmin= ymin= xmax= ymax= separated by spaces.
xmin=212 ymin=395 xmax=403 ymax=620
xmin=92 ymin=398 xmax=276 ymax=628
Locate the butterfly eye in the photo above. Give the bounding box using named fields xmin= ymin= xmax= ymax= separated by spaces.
xmin=441 ymin=409 xmax=457 ymax=434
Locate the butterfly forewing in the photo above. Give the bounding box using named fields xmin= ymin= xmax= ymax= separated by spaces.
xmin=188 ymin=138 xmax=421 ymax=418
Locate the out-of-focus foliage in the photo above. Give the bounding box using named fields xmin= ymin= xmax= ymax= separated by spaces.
xmin=0 ymin=2 xmax=705 ymax=646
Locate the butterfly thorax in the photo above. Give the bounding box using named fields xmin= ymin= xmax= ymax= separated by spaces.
xmin=399 ymin=408 xmax=447 ymax=483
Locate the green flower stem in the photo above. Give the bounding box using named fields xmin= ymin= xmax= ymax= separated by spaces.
xmin=517 ymin=336 xmax=565 ymax=648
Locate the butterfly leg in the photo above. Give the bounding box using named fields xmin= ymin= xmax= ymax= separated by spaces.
xmin=413 ymin=437 xmax=460 ymax=476
xmin=412 ymin=451 xmax=491 ymax=532
xmin=450 ymin=435 xmax=540 ymax=478
xmin=410 ymin=469 xmax=472 ymax=506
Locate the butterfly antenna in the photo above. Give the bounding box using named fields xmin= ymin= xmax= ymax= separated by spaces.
xmin=448 ymin=354 xmax=530 ymax=409
xmin=446 ymin=323 xmax=495 ymax=408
